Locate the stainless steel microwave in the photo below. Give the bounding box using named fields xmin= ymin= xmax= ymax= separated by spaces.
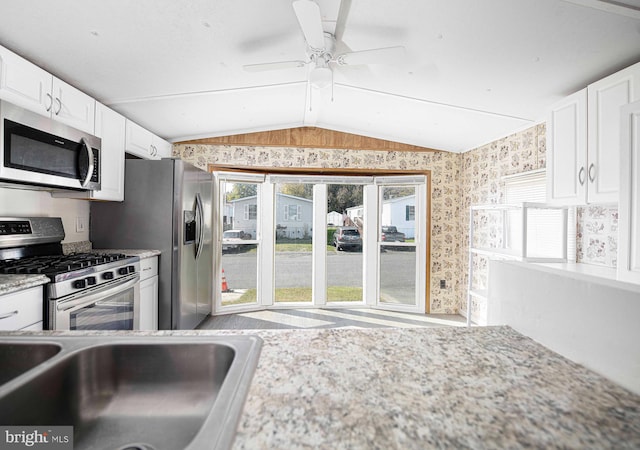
xmin=0 ymin=100 xmax=101 ymax=191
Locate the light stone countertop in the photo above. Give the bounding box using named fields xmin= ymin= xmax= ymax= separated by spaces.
xmin=92 ymin=248 xmax=161 ymax=259
xmin=0 ymin=274 xmax=49 ymax=296
xmin=5 ymin=326 xmax=639 ymax=449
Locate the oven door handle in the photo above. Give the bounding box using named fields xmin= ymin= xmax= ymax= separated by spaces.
xmin=56 ymin=274 xmax=140 ymax=312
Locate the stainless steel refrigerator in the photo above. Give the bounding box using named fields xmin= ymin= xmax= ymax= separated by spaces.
xmin=90 ymin=158 xmax=213 ymax=330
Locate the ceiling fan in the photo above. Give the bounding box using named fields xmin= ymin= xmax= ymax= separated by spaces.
xmin=243 ymin=0 xmax=406 ymax=88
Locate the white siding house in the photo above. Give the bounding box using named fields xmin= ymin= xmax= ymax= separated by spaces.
xmin=230 ymin=193 xmax=313 ymax=239
xmin=327 ymin=210 xmax=343 ymax=226
xmin=381 ymin=194 xmax=415 ymax=238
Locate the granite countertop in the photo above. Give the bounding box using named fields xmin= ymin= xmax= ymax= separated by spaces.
xmin=0 ymin=274 xmax=49 ymax=296
xmin=8 ymin=326 xmax=639 ymax=448
xmin=92 ymin=248 xmax=161 ymax=259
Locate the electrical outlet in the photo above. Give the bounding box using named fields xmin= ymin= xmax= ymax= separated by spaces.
xmin=440 ymin=279 xmax=446 ymax=289
xmin=76 ymin=216 xmax=88 ymax=233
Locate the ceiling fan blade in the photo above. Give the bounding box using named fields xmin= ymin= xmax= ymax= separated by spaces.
xmin=292 ymin=0 xmax=325 ymax=50
xmin=334 ymin=0 xmax=352 ymax=43
xmin=335 ymin=46 xmax=406 ymax=66
xmin=243 ymin=60 xmax=307 ymax=72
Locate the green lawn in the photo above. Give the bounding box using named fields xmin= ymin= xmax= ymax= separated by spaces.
xmin=222 ymin=286 xmax=363 ymax=306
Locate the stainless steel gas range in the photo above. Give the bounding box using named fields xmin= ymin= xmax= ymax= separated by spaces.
xmin=0 ymin=217 xmax=141 ymax=330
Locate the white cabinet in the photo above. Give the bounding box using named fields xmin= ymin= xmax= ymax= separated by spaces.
xmin=547 ymin=62 xmax=640 ymax=205
xmin=618 ymin=100 xmax=640 ymax=284
xmin=54 ymin=103 xmax=126 ymax=201
xmin=139 ymin=256 xmax=158 ymax=330
xmin=0 ymin=286 xmax=43 ymax=331
xmin=547 ymin=89 xmax=587 ymax=205
xmin=587 ymin=62 xmax=640 ymax=203
xmin=125 ymin=120 xmax=172 ymax=160
xmin=0 ymin=45 xmax=95 ymax=133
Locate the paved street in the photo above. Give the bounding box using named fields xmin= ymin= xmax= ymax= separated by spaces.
xmin=221 ymin=248 xmax=417 ymax=305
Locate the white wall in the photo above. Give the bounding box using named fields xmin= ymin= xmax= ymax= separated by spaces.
xmin=0 ymin=187 xmax=90 ymax=243
xmin=487 ymin=260 xmax=640 ymax=395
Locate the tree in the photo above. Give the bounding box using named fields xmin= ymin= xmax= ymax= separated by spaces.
xmin=278 ymin=183 xmax=313 ymax=199
xmin=328 ymin=185 xmax=363 ymax=213
xmin=225 ymin=182 xmax=257 ymax=202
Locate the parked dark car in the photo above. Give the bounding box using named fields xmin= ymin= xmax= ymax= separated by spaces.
xmin=332 ymin=226 xmax=362 ymax=251
xmin=381 ymin=226 xmax=405 ymax=242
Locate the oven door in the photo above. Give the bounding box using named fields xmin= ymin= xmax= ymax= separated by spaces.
xmin=51 ymin=273 xmax=140 ymax=331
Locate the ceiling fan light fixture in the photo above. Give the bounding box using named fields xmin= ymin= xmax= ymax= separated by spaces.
xmin=309 ymin=67 xmax=333 ymax=88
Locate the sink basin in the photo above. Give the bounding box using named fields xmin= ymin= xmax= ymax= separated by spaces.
xmin=0 ymin=336 xmax=262 ymax=450
xmin=0 ymin=342 xmax=61 ymax=385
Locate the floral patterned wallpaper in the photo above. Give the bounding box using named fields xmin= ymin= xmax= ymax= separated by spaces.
xmin=173 ymin=143 xmax=464 ymax=314
xmin=174 ymin=123 xmax=618 ymax=319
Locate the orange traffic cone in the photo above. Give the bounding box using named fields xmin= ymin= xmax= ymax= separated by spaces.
xmin=221 ymin=269 xmax=231 ymax=293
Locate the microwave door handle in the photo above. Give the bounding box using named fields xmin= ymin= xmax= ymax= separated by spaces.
xmin=79 ymin=138 xmax=94 ymax=188
xmin=57 ymin=275 xmax=139 ymax=312
xmin=195 ymin=193 xmax=204 ymax=260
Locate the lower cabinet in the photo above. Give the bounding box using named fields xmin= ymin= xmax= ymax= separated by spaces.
xmin=139 ymin=256 xmax=158 ymax=330
xmin=0 ymin=286 xmax=43 ymax=331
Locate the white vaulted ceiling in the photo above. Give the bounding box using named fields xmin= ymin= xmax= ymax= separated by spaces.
xmin=0 ymin=0 xmax=639 ymax=152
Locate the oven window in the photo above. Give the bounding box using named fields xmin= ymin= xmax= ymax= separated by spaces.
xmin=70 ymin=289 xmax=135 ymax=330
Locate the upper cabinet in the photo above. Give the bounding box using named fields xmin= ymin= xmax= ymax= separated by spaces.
xmin=547 ymin=62 xmax=640 ymax=205
xmin=618 ymin=100 xmax=640 ymax=284
xmin=0 ymin=46 xmax=95 ymax=134
xmin=125 ymin=120 xmax=172 ymax=160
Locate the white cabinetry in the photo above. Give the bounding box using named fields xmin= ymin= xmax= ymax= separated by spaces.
xmin=618 ymin=100 xmax=640 ymax=284
xmin=139 ymin=256 xmax=158 ymax=330
xmin=54 ymin=103 xmax=126 ymax=201
xmin=0 ymin=286 xmax=43 ymax=331
xmin=547 ymin=62 xmax=640 ymax=205
xmin=125 ymin=120 xmax=172 ymax=160
xmin=0 ymin=45 xmax=95 ymax=133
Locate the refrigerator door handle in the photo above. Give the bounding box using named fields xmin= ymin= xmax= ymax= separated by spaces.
xmin=195 ymin=193 xmax=205 ymax=260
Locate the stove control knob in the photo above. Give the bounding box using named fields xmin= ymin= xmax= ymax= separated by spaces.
xmin=103 ymin=271 xmax=114 ymax=280
xmin=73 ymin=279 xmax=86 ymax=289
xmin=128 ymin=265 xmax=136 ymax=273
xmin=118 ymin=267 xmax=129 ymax=276
xmin=86 ymin=276 xmax=97 ymax=286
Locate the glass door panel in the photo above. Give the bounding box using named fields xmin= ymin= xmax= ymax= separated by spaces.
xmin=327 ymin=184 xmax=364 ymax=303
xmin=220 ymin=180 xmax=260 ymax=308
xmin=274 ymin=182 xmax=313 ymax=304
xmin=378 ymin=185 xmax=419 ymax=308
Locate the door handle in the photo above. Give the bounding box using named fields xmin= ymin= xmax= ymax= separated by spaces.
xmin=578 ymin=166 xmax=586 ymax=185
xmin=588 ymin=163 xmax=596 ymax=182
xmin=78 ymin=138 xmax=95 ymax=188
xmin=195 ymin=193 xmax=204 ymax=260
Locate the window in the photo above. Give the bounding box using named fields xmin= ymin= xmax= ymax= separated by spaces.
xmin=406 ymin=205 xmax=415 ymax=221
xmin=284 ymin=205 xmax=301 ymax=221
xmin=244 ymin=204 xmax=257 ymax=220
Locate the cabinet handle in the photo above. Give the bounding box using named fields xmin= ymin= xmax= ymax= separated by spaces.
xmin=578 ymin=167 xmax=586 ymax=185
xmin=588 ymin=163 xmax=596 ymax=182
xmin=0 ymin=310 xmax=19 ymax=320
xmin=54 ymin=97 xmax=62 ymax=115
xmin=45 ymin=93 xmax=53 ymax=112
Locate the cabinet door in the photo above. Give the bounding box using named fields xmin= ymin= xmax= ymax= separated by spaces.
xmin=618 ymin=100 xmax=640 ymax=284
xmin=0 ymin=286 xmax=43 ymax=331
xmin=153 ymin=135 xmax=173 ymax=158
xmin=0 ymin=45 xmax=52 ymax=116
xmin=51 ymin=77 xmax=96 ymax=134
xmin=93 ymin=103 xmax=125 ymax=201
xmin=125 ymin=120 xmax=155 ymax=159
xmin=139 ymin=275 xmax=159 ymax=330
xmin=587 ymin=62 xmax=640 ymax=204
xmin=546 ymin=89 xmax=587 ymax=205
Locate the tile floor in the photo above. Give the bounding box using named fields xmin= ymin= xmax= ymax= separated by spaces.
xmin=197 ymin=308 xmax=467 ymax=330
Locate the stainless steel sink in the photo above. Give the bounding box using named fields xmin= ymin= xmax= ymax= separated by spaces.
xmin=0 ymin=342 xmax=61 ymax=385
xmin=0 ymin=335 xmax=262 ymax=450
